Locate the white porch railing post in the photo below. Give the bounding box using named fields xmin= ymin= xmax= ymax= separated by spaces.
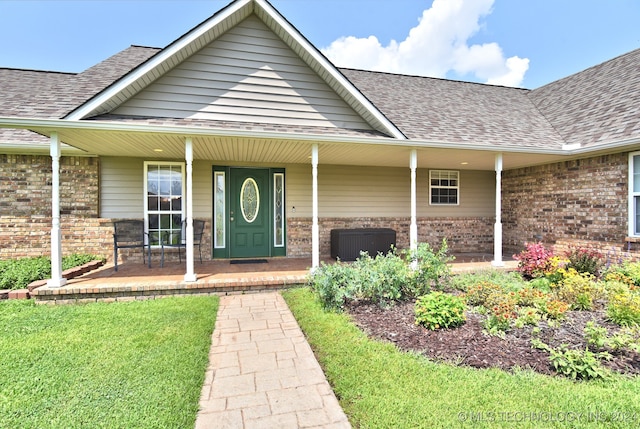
xmin=312 ymin=144 xmax=319 ymax=270
xmin=184 ymin=137 xmax=197 ymax=282
xmin=410 ymin=150 xmax=418 ymax=269
xmin=48 ymin=132 xmax=66 ymax=287
xmin=410 ymin=149 xmax=418 ymax=252
xmin=492 ymin=153 xmax=504 ymax=266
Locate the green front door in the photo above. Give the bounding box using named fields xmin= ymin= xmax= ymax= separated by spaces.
xmin=229 ymin=168 xmax=270 ymax=258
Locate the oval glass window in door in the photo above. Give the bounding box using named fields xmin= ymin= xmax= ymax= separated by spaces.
xmin=240 ymin=178 xmax=260 ymax=223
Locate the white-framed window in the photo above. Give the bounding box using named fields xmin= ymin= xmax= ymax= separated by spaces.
xmin=629 ymin=152 xmax=640 ymax=236
xmin=429 ymin=170 xmax=459 ymax=205
xmin=144 ymin=162 xmax=185 ymax=246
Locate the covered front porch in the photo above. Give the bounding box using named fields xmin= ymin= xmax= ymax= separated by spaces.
xmin=30 ymin=254 xmax=517 ymax=304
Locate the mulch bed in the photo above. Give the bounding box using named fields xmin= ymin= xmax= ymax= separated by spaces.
xmin=346 ymin=299 xmax=640 ymax=377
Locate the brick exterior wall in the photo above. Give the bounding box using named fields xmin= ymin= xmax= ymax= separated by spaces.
xmin=6 ymin=152 xmax=635 ymax=265
xmin=0 ymin=154 xmax=99 ymax=216
xmin=287 ymin=216 xmax=495 ymax=258
xmin=0 ymin=154 xmax=214 ymax=263
xmin=502 ymin=152 xmax=630 ymax=257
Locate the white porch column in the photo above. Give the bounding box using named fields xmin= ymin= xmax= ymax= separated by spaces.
xmin=311 ymin=144 xmax=320 ymax=269
xmin=47 ymin=132 xmax=66 ymax=287
xmin=410 ymin=150 xmax=418 ymax=253
xmin=184 ymin=137 xmax=197 ymax=282
xmin=492 ymin=153 xmax=504 ymax=267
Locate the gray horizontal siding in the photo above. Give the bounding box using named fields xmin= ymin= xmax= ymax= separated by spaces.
xmin=112 ymin=16 xmax=372 ymax=130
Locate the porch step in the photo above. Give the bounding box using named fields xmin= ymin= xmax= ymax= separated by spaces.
xmin=30 ymin=273 xmax=307 ymax=304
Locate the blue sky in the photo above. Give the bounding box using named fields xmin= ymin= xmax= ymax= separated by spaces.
xmin=1 ymin=0 xmax=639 ymax=88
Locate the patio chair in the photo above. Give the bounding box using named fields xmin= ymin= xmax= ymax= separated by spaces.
xmin=113 ymin=220 xmax=151 ymax=272
xmin=161 ymin=219 xmax=206 ymax=267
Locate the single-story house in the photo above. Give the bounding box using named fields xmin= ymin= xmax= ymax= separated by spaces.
xmin=1 ymin=0 xmax=639 ymax=286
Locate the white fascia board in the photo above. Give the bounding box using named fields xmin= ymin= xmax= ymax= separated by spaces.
xmin=0 ymin=116 xmax=574 ymax=155
xmin=254 ymin=0 xmax=406 ymax=140
xmin=65 ymin=0 xmax=252 ymax=121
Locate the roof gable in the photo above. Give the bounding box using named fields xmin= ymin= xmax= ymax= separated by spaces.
xmin=66 ymin=0 xmax=404 ymax=139
xmin=110 ymin=16 xmax=374 ymax=130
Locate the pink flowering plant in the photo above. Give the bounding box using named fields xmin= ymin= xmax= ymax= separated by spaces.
xmin=513 ymin=242 xmax=555 ymax=280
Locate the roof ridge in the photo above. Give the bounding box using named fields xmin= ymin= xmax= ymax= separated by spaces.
xmin=338 ymin=67 xmax=530 ymax=91
xmin=0 ymin=67 xmax=76 ymax=75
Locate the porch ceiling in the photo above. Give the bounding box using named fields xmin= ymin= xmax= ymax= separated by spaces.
xmin=1 ymin=117 xmax=573 ymax=170
xmin=39 ymin=126 xmax=569 ymax=170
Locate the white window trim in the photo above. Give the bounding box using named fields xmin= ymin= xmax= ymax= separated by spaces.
xmin=628 ymin=152 xmax=640 ymax=236
xmin=143 ymin=161 xmax=186 ymax=247
xmin=429 ymin=170 xmax=460 ymax=206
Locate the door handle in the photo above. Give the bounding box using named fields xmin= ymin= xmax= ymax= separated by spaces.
xmin=230 ymin=217 xmax=234 ymax=222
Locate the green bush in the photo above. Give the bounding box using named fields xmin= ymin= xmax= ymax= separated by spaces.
xmin=307 ymin=261 xmax=356 ymax=311
xmin=564 ymin=246 xmax=604 ymax=276
xmin=554 ymin=269 xmax=603 ymax=311
xmin=0 ymin=254 xmax=103 ymax=290
xmin=464 ymin=281 xmax=504 ymax=306
xmin=308 ymin=242 xmax=454 ymax=311
xmin=607 ymin=291 xmax=640 ymax=327
xmin=406 ymin=240 xmax=453 ymax=296
xmin=414 ymin=292 xmax=466 ymax=330
xmin=352 ymin=250 xmax=409 ymax=305
xmin=532 ymin=339 xmax=611 ymax=380
xmin=607 ymin=261 xmax=640 ymax=286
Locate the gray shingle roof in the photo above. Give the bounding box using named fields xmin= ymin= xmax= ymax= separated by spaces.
xmin=0 ymin=45 xmax=160 ymax=145
xmin=1 ymin=37 xmax=639 ymax=153
xmin=528 ymin=48 xmax=640 ymax=148
xmin=340 ymin=69 xmax=565 ymax=149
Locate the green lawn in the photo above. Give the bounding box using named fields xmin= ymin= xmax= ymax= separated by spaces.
xmin=0 ymin=296 xmax=218 ymax=429
xmin=283 ymin=287 xmax=640 ymax=429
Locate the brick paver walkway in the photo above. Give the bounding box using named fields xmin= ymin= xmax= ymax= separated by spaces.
xmin=195 ymin=292 xmax=351 ymax=429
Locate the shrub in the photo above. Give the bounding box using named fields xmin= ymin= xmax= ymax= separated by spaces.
xmin=464 ymin=281 xmax=504 ymax=306
xmin=307 ymin=261 xmax=356 ymax=311
xmin=607 ymin=291 xmax=640 ymax=327
xmin=308 ymin=248 xmax=416 ymax=310
xmin=536 ymin=299 xmax=570 ymax=320
xmin=0 ymin=254 xmax=104 ymax=290
xmin=353 ymin=250 xmax=409 ymax=305
xmin=62 ymin=253 xmax=100 ymax=270
xmin=564 ymin=246 xmax=604 ymax=276
xmin=528 ymin=276 xmax=552 ymax=292
xmin=532 ymin=340 xmax=611 ymax=380
xmin=513 ymin=242 xmax=554 ymax=279
xmin=583 ymin=321 xmax=640 ymax=353
xmin=406 ymin=240 xmax=453 ymax=296
xmin=484 ymin=292 xmax=518 ymax=332
xmin=607 ymin=261 xmax=640 ymax=286
xmin=414 ymin=292 xmax=466 ymax=330
xmin=514 ymin=307 xmax=542 ymax=328
xmin=549 ymin=346 xmax=611 ymax=380
xmin=516 ymin=287 xmax=548 ymax=307
xmin=554 ymin=269 xmax=603 ymax=311
xmin=0 ymin=257 xmax=50 ymax=290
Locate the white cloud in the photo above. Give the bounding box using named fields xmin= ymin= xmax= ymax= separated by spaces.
xmin=321 ymin=0 xmax=529 ymax=87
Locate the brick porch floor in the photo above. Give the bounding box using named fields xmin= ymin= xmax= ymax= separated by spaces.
xmin=30 ymin=253 xmax=517 ymax=304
